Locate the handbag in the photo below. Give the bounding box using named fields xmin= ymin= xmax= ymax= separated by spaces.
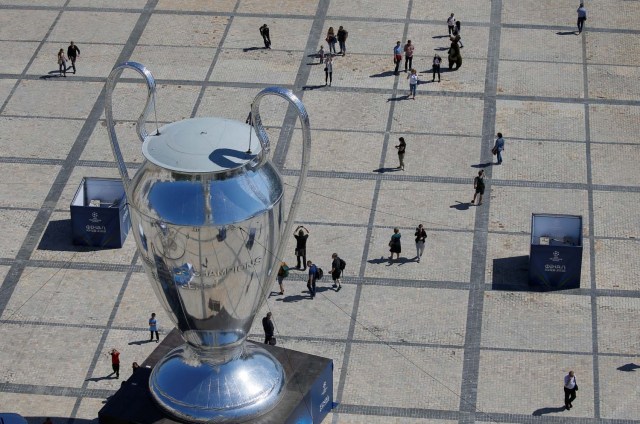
xmin=268 ymin=337 xmax=277 ymax=346
xmin=574 ymin=383 xmax=578 ymax=391
xmin=491 ymin=147 xmax=497 ymax=155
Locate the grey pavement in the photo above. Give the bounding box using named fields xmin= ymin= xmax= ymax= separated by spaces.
xmin=0 ymin=0 xmax=639 ymax=423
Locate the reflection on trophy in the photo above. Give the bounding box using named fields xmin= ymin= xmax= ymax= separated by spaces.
xmin=105 ymin=62 xmax=310 ymax=422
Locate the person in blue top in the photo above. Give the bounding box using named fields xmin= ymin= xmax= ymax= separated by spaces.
xmin=493 ymin=132 xmax=505 ymax=165
xmin=149 ymin=312 xmax=159 ymax=343
xmin=306 ymin=260 xmax=318 ymax=299
xmin=393 ymin=41 xmax=402 ymax=75
xmin=576 ymin=3 xmax=587 ymax=34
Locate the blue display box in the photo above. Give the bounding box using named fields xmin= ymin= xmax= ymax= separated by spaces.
xmin=70 ymin=177 xmax=130 ymax=248
xmin=529 ymin=214 xmax=583 ymax=290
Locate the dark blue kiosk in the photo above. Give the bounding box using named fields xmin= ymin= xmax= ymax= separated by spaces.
xmin=529 ymin=213 xmax=583 ymax=291
xmin=70 ymin=177 xmax=130 ymax=248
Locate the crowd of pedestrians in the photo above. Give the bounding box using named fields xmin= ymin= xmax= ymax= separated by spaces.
xmin=69 ymin=5 xmax=589 ymax=409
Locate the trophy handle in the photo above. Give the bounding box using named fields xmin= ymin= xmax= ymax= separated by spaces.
xmin=104 ymin=61 xmax=157 ymax=191
xmin=250 ymin=87 xmax=311 ymax=268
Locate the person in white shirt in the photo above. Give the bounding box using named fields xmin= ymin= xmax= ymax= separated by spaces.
xmin=563 ymin=370 xmax=578 ymax=409
xmin=407 ymin=69 xmax=419 ymax=99
xmin=447 ymin=13 xmax=456 ymax=35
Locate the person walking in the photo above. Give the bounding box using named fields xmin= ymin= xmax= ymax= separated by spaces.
xmin=493 ymin=132 xmax=505 ymax=165
xmin=67 ymin=41 xmax=80 ymax=74
xmin=454 ymin=21 xmax=464 ymax=48
xmin=318 ymin=45 xmax=325 ymax=63
xmin=262 ymin=312 xmax=275 ymax=344
xmin=395 ymin=137 xmax=406 ymax=170
xmin=259 ymin=24 xmax=271 ymax=49
xmin=576 ymin=2 xmax=587 ymax=34
xmin=471 ymin=170 xmax=485 ymax=206
xmin=326 ymin=27 xmax=337 ymax=55
xmin=447 ymin=13 xmax=456 ymax=35
xmin=388 ymin=228 xmax=402 ymax=261
xmin=407 ymin=69 xmax=418 ymax=99
xmin=330 ymin=253 xmax=343 ymax=291
xmin=403 ymin=40 xmax=414 ymax=72
xmin=57 ymin=49 xmax=67 ymax=77
xmin=294 ymin=225 xmax=309 ymax=269
xmin=276 ymin=261 xmax=289 ymax=295
xmin=432 ymin=54 xmax=442 ymax=82
xmin=324 ymin=54 xmax=333 ymax=86
xmin=109 ymin=348 xmax=120 ymax=379
xmin=307 ymin=260 xmax=319 ymax=298
xmin=414 ymin=224 xmax=427 ymax=263
xmin=393 ymin=41 xmax=402 ymax=75
xmin=337 ymin=25 xmax=348 ymax=55
xmin=564 ymin=370 xmax=578 ymax=409
xmin=148 ymin=312 xmax=159 ymax=342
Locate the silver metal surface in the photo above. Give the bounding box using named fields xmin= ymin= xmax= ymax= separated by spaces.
xmin=104 ymin=62 xmax=311 ymax=422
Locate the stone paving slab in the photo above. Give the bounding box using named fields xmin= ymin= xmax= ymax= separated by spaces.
xmin=0 ymin=1 xmax=639 ymax=424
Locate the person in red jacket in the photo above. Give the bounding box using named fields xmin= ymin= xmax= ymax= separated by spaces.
xmin=110 ymin=348 xmax=120 ymax=379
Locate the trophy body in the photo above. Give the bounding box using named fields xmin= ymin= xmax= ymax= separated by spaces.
xmin=104 ymin=62 xmax=310 ymax=423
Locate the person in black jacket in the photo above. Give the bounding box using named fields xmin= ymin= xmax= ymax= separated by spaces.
xmin=330 ymin=253 xmax=342 ymax=291
xmin=262 ymin=312 xmax=274 ymax=344
xmin=294 ymin=225 xmax=309 ymax=269
xmin=259 ymin=24 xmax=271 ymax=49
xmin=414 ymin=224 xmax=427 ymax=263
xmin=337 ymin=26 xmax=348 ymax=55
xmin=472 ymin=170 xmax=485 ymax=205
xmin=67 ymin=41 xmax=80 ymax=74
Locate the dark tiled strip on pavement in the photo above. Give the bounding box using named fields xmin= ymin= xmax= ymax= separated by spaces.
xmin=458 ymin=0 xmax=502 ymax=423
xmin=582 ymin=25 xmax=602 ymax=420
xmin=331 ymin=1 xmax=414 ymax=422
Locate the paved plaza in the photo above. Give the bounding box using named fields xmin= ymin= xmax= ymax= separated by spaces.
xmin=0 ymin=0 xmax=640 ymax=423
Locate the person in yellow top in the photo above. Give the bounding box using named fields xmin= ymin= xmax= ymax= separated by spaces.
xmin=276 ymin=262 xmax=289 ymax=295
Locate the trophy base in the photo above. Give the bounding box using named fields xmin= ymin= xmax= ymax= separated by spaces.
xmin=149 ymin=341 xmax=285 ymax=422
xmin=98 ymin=329 xmax=334 ymax=424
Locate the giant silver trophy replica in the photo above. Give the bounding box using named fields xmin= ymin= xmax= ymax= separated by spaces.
xmin=104 ymin=62 xmax=310 ymax=422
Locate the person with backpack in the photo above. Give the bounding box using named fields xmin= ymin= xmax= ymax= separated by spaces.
xmin=276 ymin=262 xmax=289 ymax=295
xmin=330 ymin=253 xmax=345 ymax=291
xmin=306 ymin=260 xmax=320 ymax=299
xmin=326 ymin=27 xmax=337 ymax=55
xmin=492 ymin=132 xmax=505 ymax=165
xmin=388 ymin=227 xmax=402 ymax=261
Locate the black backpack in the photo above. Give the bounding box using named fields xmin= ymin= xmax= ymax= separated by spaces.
xmin=316 ymin=267 xmax=324 ymax=280
xmin=339 ymin=258 xmax=346 ymax=271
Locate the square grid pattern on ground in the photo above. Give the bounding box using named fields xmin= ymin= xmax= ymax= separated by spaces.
xmin=0 ymin=0 xmax=639 ymax=423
